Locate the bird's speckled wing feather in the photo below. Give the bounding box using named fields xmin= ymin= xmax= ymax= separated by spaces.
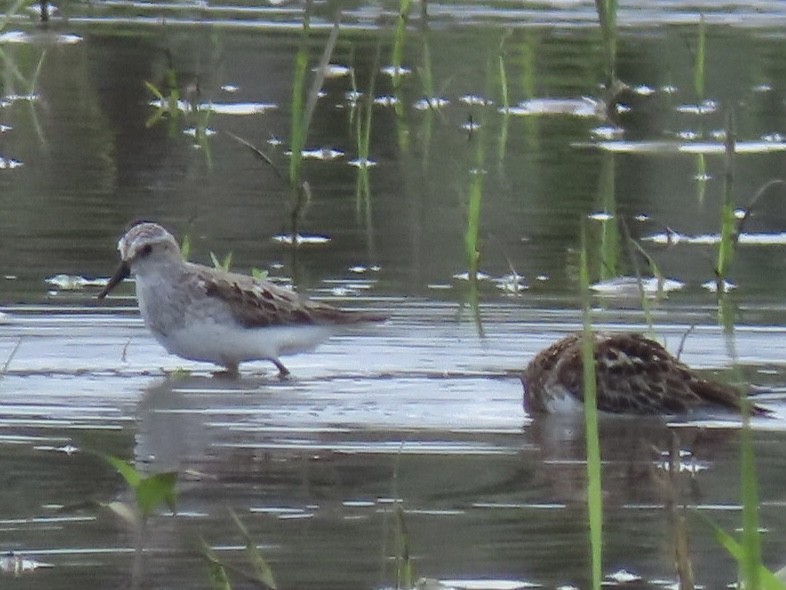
xmin=191 ymin=264 xmax=387 ymax=328
xmin=554 ymin=333 xmax=749 ymax=414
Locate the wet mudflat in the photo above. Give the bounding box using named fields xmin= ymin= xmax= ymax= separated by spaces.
xmin=5 ymin=0 xmax=786 ymax=588
xmin=3 ymin=303 xmax=786 ymax=589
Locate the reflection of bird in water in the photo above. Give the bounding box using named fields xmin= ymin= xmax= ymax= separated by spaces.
xmin=521 ymin=332 xmax=768 ymax=416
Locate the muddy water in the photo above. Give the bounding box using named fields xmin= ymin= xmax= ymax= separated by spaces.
xmin=4 ymin=1 xmax=786 ymax=589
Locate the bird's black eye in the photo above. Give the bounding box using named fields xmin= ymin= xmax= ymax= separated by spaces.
xmin=140 ymin=244 xmax=153 ymax=257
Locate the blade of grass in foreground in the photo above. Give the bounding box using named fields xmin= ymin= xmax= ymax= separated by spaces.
xmin=702 ymin=517 xmax=786 ymax=590
xmin=740 ymin=405 xmax=762 ymax=589
xmin=580 ymin=224 xmax=603 ymax=590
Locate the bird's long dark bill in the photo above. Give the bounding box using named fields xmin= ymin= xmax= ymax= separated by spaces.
xmin=97 ymin=261 xmax=131 ymax=299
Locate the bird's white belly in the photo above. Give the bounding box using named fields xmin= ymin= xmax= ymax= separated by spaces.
xmin=154 ymin=319 xmax=333 ymax=365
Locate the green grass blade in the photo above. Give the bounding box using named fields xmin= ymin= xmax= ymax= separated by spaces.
xmin=391 ymin=0 xmax=412 ymax=89
xmin=580 ymin=224 xmax=603 ymax=590
xmin=136 ymin=471 xmax=178 ymax=518
xmin=289 ymin=11 xmax=310 ymax=190
xmin=701 ymin=515 xmax=786 ymax=590
xmin=394 ymin=502 xmax=413 ymax=589
xmin=594 ymin=0 xmax=617 ymax=84
xmin=229 ymin=509 xmax=278 ymax=590
xmin=465 ymin=169 xmax=483 ymax=281
xmin=180 ymin=234 xmax=191 ymax=260
xmin=740 ymin=407 xmax=762 ymax=590
xmin=0 ymin=0 xmax=31 ymax=32
xmin=102 ymin=454 xmax=142 ymax=489
xmin=694 ymin=15 xmax=706 ymax=100
xmin=201 ymin=538 xmax=233 ymax=590
xmin=715 ymin=112 xmax=736 ymax=287
xmin=302 ymin=19 xmax=340 ymax=139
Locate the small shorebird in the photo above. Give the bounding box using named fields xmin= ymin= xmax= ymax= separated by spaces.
xmin=98 ymin=221 xmax=387 ymax=377
xmin=522 ymin=332 xmax=767 ymax=416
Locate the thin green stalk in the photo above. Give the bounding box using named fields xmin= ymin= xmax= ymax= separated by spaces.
xmin=394 ymin=502 xmax=413 ymax=589
xmin=580 ymin=224 xmax=603 ymax=590
xmin=594 ymin=0 xmax=617 ymax=85
xmin=694 ymin=15 xmax=706 ymax=101
xmin=289 ymin=12 xmax=311 ymax=193
xmin=598 ymin=154 xmax=619 ymax=281
xmin=2 ymin=338 xmax=22 ymax=375
xmin=497 ymin=32 xmax=511 ymax=163
xmin=391 ymin=0 xmax=412 ymax=91
xmin=0 ymin=0 xmax=31 ymax=32
xmin=620 ymin=218 xmax=655 ymax=334
xmin=465 ymin=161 xmax=483 ymax=282
xmin=739 ymin=406 xmax=762 ymax=590
xmin=715 ymin=111 xmax=736 ymax=290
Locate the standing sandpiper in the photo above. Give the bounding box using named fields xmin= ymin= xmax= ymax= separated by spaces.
xmin=522 ymin=332 xmax=768 ymax=416
xmin=98 ymin=221 xmax=387 ymax=377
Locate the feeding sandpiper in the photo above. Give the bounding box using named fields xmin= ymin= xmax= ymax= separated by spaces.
xmin=522 ymin=332 xmax=768 ymax=416
xmin=98 ymin=221 xmax=387 ymax=377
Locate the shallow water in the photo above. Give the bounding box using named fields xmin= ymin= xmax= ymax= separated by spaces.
xmin=4 ymin=1 xmax=786 ymax=588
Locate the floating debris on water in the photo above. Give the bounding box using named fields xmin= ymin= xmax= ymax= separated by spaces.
xmin=644 ymin=232 xmax=786 ymax=245
xmin=380 ymin=65 xmax=411 ymax=77
xmin=591 ymin=276 xmax=685 ymax=297
xmin=676 ymin=100 xmax=718 ymax=114
xmin=452 ymin=271 xmax=490 ymax=281
xmin=590 ymin=125 xmax=623 ymax=140
xmin=46 ymin=274 xmax=108 ymax=291
xmin=702 ymin=279 xmax=736 ymax=293
xmin=183 ymin=127 xmax=216 ymax=138
xmin=149 ymin=100 xmax=277 ymax=115
xmin=0 ymin=552 xmax=54 ymax=575
xmin=318 ymin=64 xmax=352 ymax=78
xmin=461 ymin=119 xmax=481 ymax=132
xmin=500 ymin=97 xmax=602 ymax=118
xmin=0 ymin=31 xmax=81 ymax=45
xmin=272 ymin=234 xmax=331 ymax=246
xmin=345 ymin=90 xmax=363 ymax=105
xmin=413 ymin=97 xmax=450 ymax=110
xmin=417 ymin=578 xmax=541 ymax=590
xmin=293 ymin=147 xmax=344 ymax=160
xmin=587 ymin=140 xmax=786 ymax=154
xmin=373 ymin=95 xmax=399 ymax=107
xmin=348 ymin=158 xmax=377 ymax=168
xmin=0 ymin=156 xmax=23 ymax=169
xmin=588 ymin=211 xmax=613 ymax=221
xmin=494 ymin=274 xmax=528 ymax=294
xmin=460 ymin=95 xmax=494 ymax=106
xmin=348 ymin=265 xmax=381 ymax=274
xmin=606 ymin=569 xmax=642 ymax=584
